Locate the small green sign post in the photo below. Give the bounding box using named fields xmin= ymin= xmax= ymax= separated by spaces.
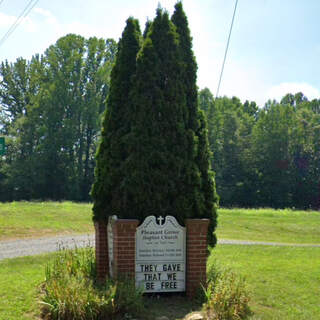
xmin=0 ymin=137 xmax=5 ymax=155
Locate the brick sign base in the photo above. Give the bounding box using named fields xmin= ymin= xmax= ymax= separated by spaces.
xmin=95 ymin=218 xmax=209 ymax=298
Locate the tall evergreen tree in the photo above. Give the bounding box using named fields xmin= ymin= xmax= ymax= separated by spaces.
xmin=171 ymin=1 xmax=197 ymax=131
xmin=121 ymin=8 xmax=191 ymax=220
xmin=143 ymin=20 xmax=152 ymax=38
xmin=93 ymin=5 xmax=218 ymax=245
xmin=172 ymin=2 xmax=218 ymax=245
xmin=92 ymin=18 xmax=142 ymax=220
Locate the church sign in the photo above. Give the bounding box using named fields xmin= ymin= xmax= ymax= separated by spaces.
xmin=135 ymin=215 xmax=186 ymax=293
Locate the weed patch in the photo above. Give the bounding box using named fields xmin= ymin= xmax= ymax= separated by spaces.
xmin=40 ymin=246 xmax=144 ymax=320
xmin=202 ymin=262 xmax=251 ymax=320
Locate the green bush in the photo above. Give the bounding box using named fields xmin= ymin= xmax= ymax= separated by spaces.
xmin=203 ymin=263 xmax=251 ymax=320
xmin=92 ymin=3 xmax=218 ymax=247
xmin=40 ymin=246 xmax=144 ymax=320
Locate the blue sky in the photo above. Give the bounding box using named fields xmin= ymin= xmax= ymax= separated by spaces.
xmin=0 ymin=0 xmax=319 ymax=106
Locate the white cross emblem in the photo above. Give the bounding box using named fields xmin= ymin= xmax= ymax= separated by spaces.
xmin=157 ymin=216 xmax=164 ymax=226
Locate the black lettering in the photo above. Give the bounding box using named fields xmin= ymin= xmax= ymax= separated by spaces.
xmin=141 ymin=264 xmax=158 ymax=272
xmin=167 ymin=273 xmax=177 ymax=281
xmin=162 ymin=264 xmax=181 ymax=272
xmin=160 ymin=281 xmax=178 ymax=290
xmin=146 ymin=282 xmax=155 ymax=290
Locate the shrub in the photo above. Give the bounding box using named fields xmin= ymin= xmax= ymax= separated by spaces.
xmin=92 ymin=3 xmax=218 ymax=247
xmin=40 ymin=245 xmax=144 ymax=320
xmin=202 ymin=263 xmax=251 ymax=320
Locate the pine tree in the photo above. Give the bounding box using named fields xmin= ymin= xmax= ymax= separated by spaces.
xmin=92 ymin=4 xmax=218 ymax=246
xmin=143 ymin=20 xmax=152 ymax=38
xmin=172 ymin=2 xmax=218 ymax=245
xmin=122 ymin=7 xmax=193 ymax=220
xmin=171 ymin=1 xmax=197 ymax=131
xmin=91 ymin=18 xmax=142 ymax=220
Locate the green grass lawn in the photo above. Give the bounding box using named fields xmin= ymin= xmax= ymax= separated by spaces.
xmin=1 ymin=202 xmax=319 ymax=244
xmin=0 ymin=203 xmax=320 ymax=319
xmin=0 ymin=254 xmax=52 ymax=320
xmin=0 ymin=201 xmax=93 ymax=240
xmin=0 ymin=252 xmax=196 ymax=320
xmin=1 ymin=246 xmax=319 ymax=320
xmin=209 ymin=245 xmax=320 ymax=320
xmin=217 ymin=208 xmax=320 ymax=244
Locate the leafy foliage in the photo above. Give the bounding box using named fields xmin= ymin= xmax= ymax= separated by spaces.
xmin=92 ymin=4 xmax=218 ymax=245
xmin=199 ymin=89 xmax=320 ymax=209
xmin=41 ymin=246 xmax=144 ymax=320
xmin=172 ymin=1 xmax=218 ymax=244
xmin=202 ymin=262 xmax=251 ymax=320
xmin=0 ymin=35 xmax=116 ymax=201
xmin=1 ymin=5 xmax=319 ymax=212
xmin=91 ymin=18 xmax=142 ymax=220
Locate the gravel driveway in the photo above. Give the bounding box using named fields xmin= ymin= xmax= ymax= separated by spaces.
xmin=0 ymin=235 xmax=319 ymax=261
xmin=0 ymin=234 xmax=94 ymax=261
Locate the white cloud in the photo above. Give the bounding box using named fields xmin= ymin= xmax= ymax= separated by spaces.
xmin=197 ymin=55 xmax=268 ymax=107
xmin=28 ymin=8 xmax=107 ymax=55
xmin=21 ymin=16 xmax=36 ymax=32
xmin=33 ymin=7 xmax=121 ymax=43
xmin=33 ymin=7 xmax=58 ymax=25
xmin=34 ymin=8 xmax=102 ymax=40
xmin=0 ymin=12 xmax=16 ymax=27
xmin=63 ymin=21 xmax=105 ymax=39
xmin=266 ymin=82 xmax=320 ymax=102
xmin=198 ymin=58 xmax=320 ymax=107
xmin=0 ymin=11 xmax=36 ymax=33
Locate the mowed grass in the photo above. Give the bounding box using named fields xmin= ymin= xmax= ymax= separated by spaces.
xmin=0 ymin=203 xmax=319 ymax=319
xmin=0 ymin=201 xmax=93 ymax=240
xmin=1 ymin=202 xmax=319 ymax=244
xmin=1 ymin=246 xmax=319 ymax=320
xmin=0 ymin=254 xmax=53 ymax=320
xmin=217 ymin=208 xmax=320 ymax=244
xmin=209 ymin=245 xmax=320 ymax=320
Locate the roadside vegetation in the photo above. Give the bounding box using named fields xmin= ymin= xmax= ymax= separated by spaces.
xmin=210 ymin=245 xmax=320 ymax=319
xmin=41 ymin=247 xmax=144 ymax=320
xmin=0 ymin=1 xmax=318 ymax=319
xmin=0 ymin=203 xmax=319 ymax=319
xmin=1 ymin=242 xmax=319 ymax=320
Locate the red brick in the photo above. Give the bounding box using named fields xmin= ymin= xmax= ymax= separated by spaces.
xmin=185 ymin=219 xmax=209 ymax=298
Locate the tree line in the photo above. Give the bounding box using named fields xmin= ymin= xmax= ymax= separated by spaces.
xmin=0 ymin=35 xmax=117 ymax=201
xmin=0 ymin=31 xmax=319 ymax=209
xmin=199 ymin=89 xmax=320 ymax=209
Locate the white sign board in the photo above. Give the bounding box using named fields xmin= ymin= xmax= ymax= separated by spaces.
xmin=135 ymin=215 xmax=186 ymax=293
